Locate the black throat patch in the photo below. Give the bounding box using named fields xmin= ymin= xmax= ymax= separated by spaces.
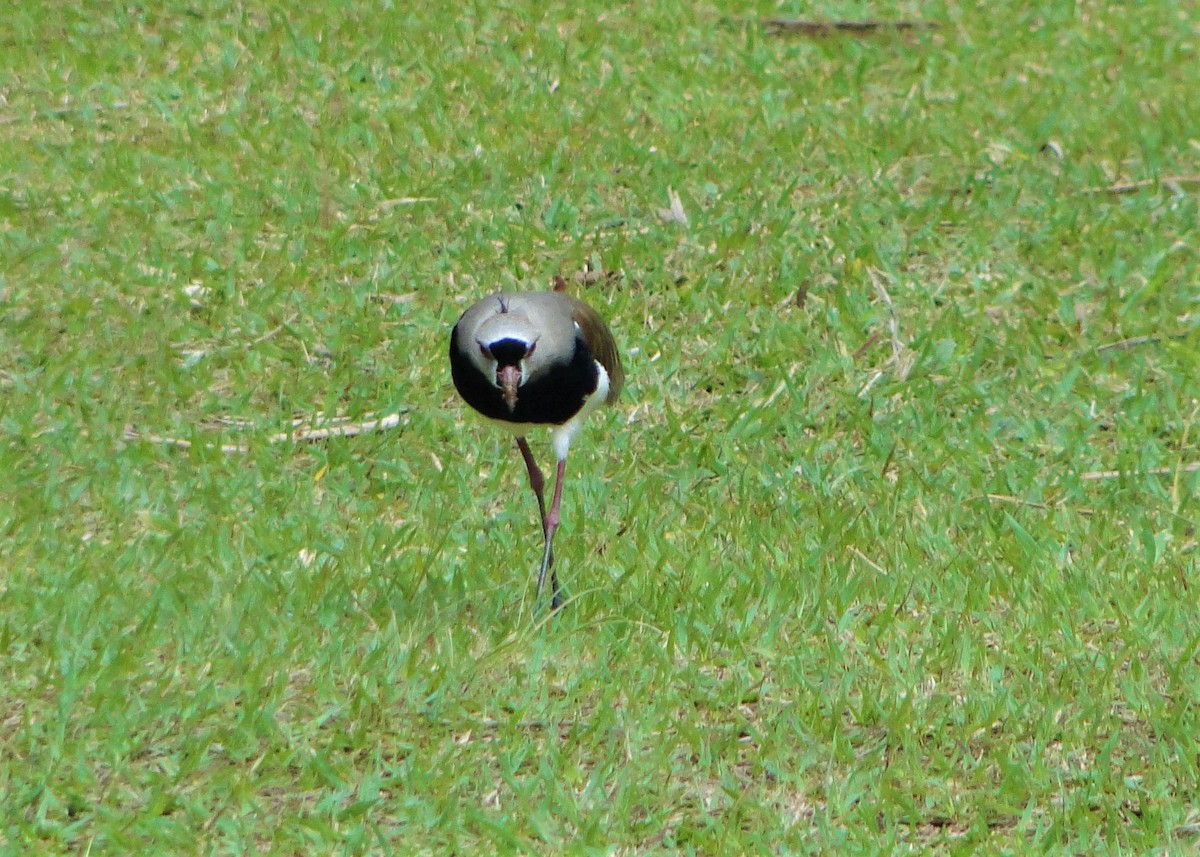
xmin=486 ymin=337 xmax=529 ymax=365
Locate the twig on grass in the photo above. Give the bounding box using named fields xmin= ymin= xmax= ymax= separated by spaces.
xmin=1083 ymin=175 xmax=1200 ymax=195
xmin=762 ymin=19 xmax=938 ymax=37
xmin=234 ymin=412 xmax=404 ymax=443
xmin=126 ymin=411 xmax=406 ymax=453
xmin=851 ymin=330 xmax=884 ymax=361
xmin=896 ymin=812 xmax=1019 ymax=832
xmin=208 ymin=412 xmax=372 ymax=430
xmin=1097 ymin=335 xmax=1161 ymax=352
xmin=1096 ymin=332 xmax=1190 ymax=353
xmin=982 ymin=494 xmax=1094 ymax=517
xmin=1081 ymin=461 xmax=1200 ymax=481
xmin=0 ymin=100 xmax=133 ymax=125
xmin=124 ymin=430 xmax=250 ymax=454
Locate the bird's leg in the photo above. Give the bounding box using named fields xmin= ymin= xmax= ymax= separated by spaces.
xmin=515 ymin=437 xmax=548 ymax=526
xmin=536 ymin=456 xmax=568 ymax=610
xmin=517 ymin=438 xmax=568 ymax=610
xmin=517 ymin=437 xmax=558 ymax=606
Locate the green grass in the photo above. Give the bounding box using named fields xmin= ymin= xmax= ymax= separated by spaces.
xmin=3 ymin=0 xmax=1199 ymax=853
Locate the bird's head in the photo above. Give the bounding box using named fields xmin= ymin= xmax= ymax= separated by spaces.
xmin=475 ymin=310 xmax=540 ymax=412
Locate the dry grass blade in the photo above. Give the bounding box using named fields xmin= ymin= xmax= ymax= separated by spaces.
xmin=656 ymin=188 xmax=689 ymax=226
xmin=552 ymin=269 xmax=623 ymax=294
xmin=491 ymin=222 xmax=651 ymax=252
xmin=849 ymin=546 xmax=889 ymax=576
xmin=170 ymin=313 xmax=297 ymax=357
xmin=572 ymin=268 xmax=624 ymax=287
xmin=368 ymin=292 xmax=419 ymax=306
xmin=859 ymin=268 xmax=914 ymax=395
xmin=249 ymin=323 xmax=288 ymax=347
xmin=377 ymin=197 xmax=437 ymax=209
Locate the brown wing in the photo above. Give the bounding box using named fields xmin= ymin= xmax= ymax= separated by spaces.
xmin=567 ymin=296 xmax=624 ymax=405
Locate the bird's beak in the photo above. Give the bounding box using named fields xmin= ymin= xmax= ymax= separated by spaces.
xmin=497 ymin=365 xmax=521 ymax=412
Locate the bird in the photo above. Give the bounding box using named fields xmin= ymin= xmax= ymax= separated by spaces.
xmin=448 ymin=287 xmax=624 ymax=610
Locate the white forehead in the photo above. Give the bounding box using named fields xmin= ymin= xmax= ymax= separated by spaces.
xmin=476 ymin=311 xmax=538 ymax=345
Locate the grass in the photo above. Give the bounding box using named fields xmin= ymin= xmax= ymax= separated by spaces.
xmin=2 ymin=0 xmax=1199 ymax=853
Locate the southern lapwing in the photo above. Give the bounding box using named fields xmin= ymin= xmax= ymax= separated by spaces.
xmin=448 ymin=289 xmax=624 ymax=609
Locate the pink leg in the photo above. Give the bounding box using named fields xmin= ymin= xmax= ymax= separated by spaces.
xmin=536 ymin=456 xmax=568 ymax=609
xmin=517 ymin=438 xmax=564 ymax=608
xmin=515 ymin=437 xmax=548 ymax=529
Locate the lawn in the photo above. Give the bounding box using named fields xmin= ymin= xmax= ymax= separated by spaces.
xmin=2 ymin=0 xmax=1199 ymax=853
